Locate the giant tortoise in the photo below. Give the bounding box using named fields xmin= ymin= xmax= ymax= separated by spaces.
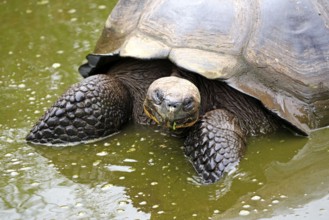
xmin=26 ymin=0 xmax=329 ymax=183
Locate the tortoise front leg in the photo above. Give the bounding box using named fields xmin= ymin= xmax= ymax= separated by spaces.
xmin=26 ymin=74 xmax=132 ymax=145
xmin=184 ymin=109 xmax=246 ymax=184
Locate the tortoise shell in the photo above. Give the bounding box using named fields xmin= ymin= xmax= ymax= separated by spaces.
xmin=80 ymin=0 xmax=329 ymax=134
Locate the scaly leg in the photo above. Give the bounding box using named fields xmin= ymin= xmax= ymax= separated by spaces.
xmin=26 ymin=74 xmax=131 ymax=145
xmin=184 ymin=109 xmax=246 ymax=184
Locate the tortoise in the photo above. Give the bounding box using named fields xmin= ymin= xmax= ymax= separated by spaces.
xmin=26 ymin=0 xmax=329 ymax=183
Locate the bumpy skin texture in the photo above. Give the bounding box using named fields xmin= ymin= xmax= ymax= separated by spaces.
xmin=184 ymin=109 xmax=246 ymax=183
xmin=27 ymin=59 xmax=281 ymax=183
xmin=26 ymin=75 xmax=131 ymax=145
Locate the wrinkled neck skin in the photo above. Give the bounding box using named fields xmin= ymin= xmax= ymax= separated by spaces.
xmin=108 ymin=59 xmax=173 ymax=125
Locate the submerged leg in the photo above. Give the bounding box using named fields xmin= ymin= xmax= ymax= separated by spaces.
xmin=184 ymin=109 xmax=246 ymax=184
xmin=26 ymin=74 xmax=131 ymax=145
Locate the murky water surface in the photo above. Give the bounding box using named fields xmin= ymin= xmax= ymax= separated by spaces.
xmin=1 ymin=1 xmax=329 ymax=219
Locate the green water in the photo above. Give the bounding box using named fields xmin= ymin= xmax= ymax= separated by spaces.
xmin=1 ymin=0 xmax=329 ymax=219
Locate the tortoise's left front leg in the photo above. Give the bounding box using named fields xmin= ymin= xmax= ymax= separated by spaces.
xmin=184 ymin=109 xmax=246 ymax=184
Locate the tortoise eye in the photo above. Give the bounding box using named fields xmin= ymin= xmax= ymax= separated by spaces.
xmin=153 ymin=89 xmax=164 ymax=105
xmin=183 ymin=97 xmax=195 ymax=111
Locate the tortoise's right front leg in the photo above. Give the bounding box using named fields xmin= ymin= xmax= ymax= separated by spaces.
xmin=26 ymin=74 xmax=132 ymax=145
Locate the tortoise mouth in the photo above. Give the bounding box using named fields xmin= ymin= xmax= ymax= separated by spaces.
xmin=143 ymin=101 xmax=199 ymax=130
xmin=164 ymin=117 xmax=199 ymax=130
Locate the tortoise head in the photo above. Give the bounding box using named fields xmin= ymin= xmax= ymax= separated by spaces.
xmin=143 ymin=76 xmax=201 ymax=130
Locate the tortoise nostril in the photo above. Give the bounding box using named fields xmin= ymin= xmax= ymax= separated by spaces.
xmin=166 ymin=101 xmax=180 ymax=110
xmin=168 ymin=103 xmax=176 ymax=108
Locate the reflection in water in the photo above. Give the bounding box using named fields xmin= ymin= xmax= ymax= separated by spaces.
xmin=217 ymin=128 xmax=329 ymax=219
xmin=32 ymin=125 xmax=222 ymax=218
xmin=29 ymin=124 xmax=329 ymax=219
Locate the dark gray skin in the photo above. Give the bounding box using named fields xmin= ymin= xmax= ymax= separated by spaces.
xmin=27 ymin=58 xmax=280 ymax=183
